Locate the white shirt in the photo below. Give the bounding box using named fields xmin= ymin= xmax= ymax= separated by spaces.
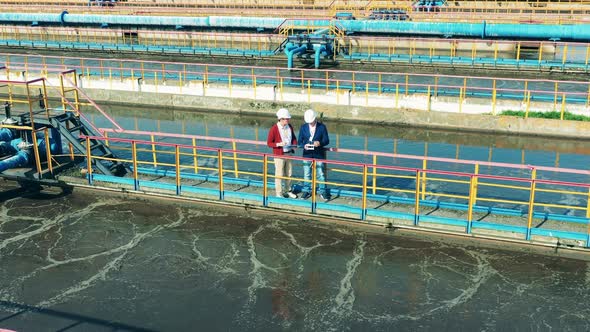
xmin=278 ymin=123 xmax=292 ymax=152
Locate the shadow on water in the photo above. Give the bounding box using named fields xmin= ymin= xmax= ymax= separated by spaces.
xmin=0 ymin=183 xmax=73 ymax=203
xmin=0 ymin=300 xmax=155 ymax=332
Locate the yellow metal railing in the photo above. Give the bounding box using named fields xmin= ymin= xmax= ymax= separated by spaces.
xmin=81 ymin=132 xmax=590 ymax=246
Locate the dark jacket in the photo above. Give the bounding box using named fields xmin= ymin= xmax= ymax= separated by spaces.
xmin=297 ymin=122 xmax=329 ymax=159
xmin=267 ymin=123 xmax=297 ymax=156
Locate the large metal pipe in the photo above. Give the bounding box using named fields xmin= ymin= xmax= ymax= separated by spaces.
xmin=314 ymin=45 xmax=327 ymax=69
xmin=286 ymin=44 xmax=308 ymax=69
xmin=1 ymin=13 xmax=590 ymax=41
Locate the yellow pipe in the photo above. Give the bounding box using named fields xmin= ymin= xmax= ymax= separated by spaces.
xmin=192 ymin=138 xmax=198 ymax=174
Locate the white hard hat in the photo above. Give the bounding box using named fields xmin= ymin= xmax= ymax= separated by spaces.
xmin=304 ymin=109 xmax=317 ymax=123
xmin=276 ymin=108 xmax=291 ymax=119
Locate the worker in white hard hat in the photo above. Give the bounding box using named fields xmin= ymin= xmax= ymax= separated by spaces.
xmin=298 ymin=109 xmax=331 ymax=201
xmin=267 ymin=108 xmax=298 ymax=198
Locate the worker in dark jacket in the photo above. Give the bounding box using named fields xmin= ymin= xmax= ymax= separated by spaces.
xmin=298 ymin=109 xmax=331 ymax=200
xmin=267 ymin=108 xmax=298 ymax=198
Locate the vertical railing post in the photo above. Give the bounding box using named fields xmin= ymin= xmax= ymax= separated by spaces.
xmin=467 ymin=175 xmax=476 ymax=234
xmin=371 ymin=155 xmax=377 ymax=195
xmin=232 ymin=140 xmax=239 ymax=178
xmin=263 ymin=155 xmax=268 ymax=207
xmin=86 ymin=136 xmax=93 ymax=185
xmin=311 ymin=159 xmax=317 ymax=214
xmin=586 ymin=187 xmax=590 ymax=248
xmin=151 ymin=134 xmax=157 ymax=167
xmin=192 ymin=138 xmax=198 ymax=174
xmin=361 ymin=164 xmax=368 ymax=220
xmin=421 ymin=159 xmax=427 ymax=200
xmin=44 ymin=128 xmax=53 ymax=177
xmin=218 ymin=149 xmax=224 ymax=200
xmin=132 ymin=141 xmax=138 ymax=191
xmin=175 ymin=145 xmax=181 ymax=195
xmin=526 ymin=168 xmax=537 ymax=241
xmin=414 ymin=170 xmax=421 ymax=226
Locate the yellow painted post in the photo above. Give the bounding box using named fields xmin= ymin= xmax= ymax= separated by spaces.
xmin=427 ymin=85 xmax=431 ymax=112
xmin=553 ymin=82 xmax=559 ymax=110
xmin=538 ymin=42 xmax=543 ymax=64
xmin=31 ymin=131 xmax=42 ymax=176
xmin=526 ymin=168 xmax=537 ymax=240
xmin=434 ymin=76 xmax=439 ymax=97
xmin=405 ymin=74 xmax=409 ymax=96
xmin=232 ymin=140 xmax=239 ymax=178
xmin=459 ymin=87 xmax=464 ymax=113
xmin=204 ymin=64 xmax=209 ymax=84
xmin=378 ymin=73 xmax=382 ymax=95
xmin=361 ymin=165 xmax=368 ymax=220
xmin=395 ymin=83 xmax=399 ymax=108
xmin=175 ymin=145 xmax=181 ymax=195
xmin=104 ymin=131 xmax=110 ymax=147
xmin=414 ymin=170 xmax=421 ymax=225
xmin=492 ymin=79 xmax=497 ymax=115
xmin=516 ymin=42 xmax=521 ymax=61
xmin=151 ymin=134 xmax=157 ymax=167
xmin=263 ymin=155 xmax=268 ymax=205
xmin=301 ymin=70 xmax=304 ymax=90
xmin=494 ymin=42 xmax=498 ymax=62
xmin=352 ymin=72 xmax=356 ymax=93
xmin=218 ymin=149 xmax=224 ymax=199
xmin=560 ymin=93 xmax=566 ymax=120
xmin=466 ymin=175 xmax=476 ymax=233
xmin=129 ymin=141 xmax=138 ymax=190
xmin=473 ymin=163 xmax=479 ymax=205
xmin=421 ymin=159 xmax=427 ymax=200
xmin=523 ymin=80 xmax=528 ymax=103
xmin=44 ymin=128 xmax=53 ymax=176
xmin=86 ymin=137 xmax=93 ymax=184
xmin=562 ymin=44 xmax=568 ymax=65
xmin=372 ymin=155 xmax=377 ymax=195
xmin=525 ymin=91 xmax=531 ymax=118
xmin=192 ymin=137 xmax=198 ymax=174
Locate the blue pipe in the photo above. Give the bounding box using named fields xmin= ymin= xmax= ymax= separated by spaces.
xmin=0 ymin=137 xmax=59 ymax=173
xmin=0 ymin=150 xmax=30 ymax=173
xmin=0 ymin=128 xmax=14 ymax=142
xmin=286 ymin=45 xmax=308 ymax=70
xmin=314 ymin=45 xmax=327 ymax=69
xmin=1 ymin=13 xmax=590 ymax=41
